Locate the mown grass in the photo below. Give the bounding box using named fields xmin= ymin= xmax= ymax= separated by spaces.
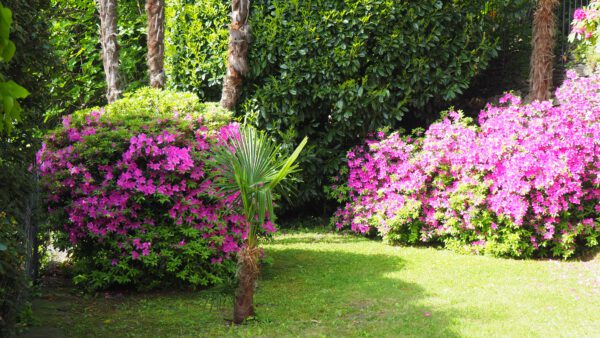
xmin=24 ymin=231 xmax=600 ymax=337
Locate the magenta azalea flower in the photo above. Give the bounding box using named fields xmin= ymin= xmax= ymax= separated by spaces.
xmin=574 ymin=8 xmax=587 ymax=21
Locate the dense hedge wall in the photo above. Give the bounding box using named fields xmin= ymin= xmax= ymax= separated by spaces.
xmin=37 ymin=89 xmax=246 ymax=290
xmin=166 ymin=0 xmax=229 ymax=101
xmin=166 ymin=0 xmax=524 ymax=207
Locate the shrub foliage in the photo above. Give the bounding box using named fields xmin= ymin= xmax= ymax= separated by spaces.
xmin=332 ymin=73 xmax=600 ymax=259
xmin=166 ymin=0 xmax=522 ymax=205
xmin=37 ymin=89 xmax=248 ymax=290
xmin=0 ymin=213 xmax=27 ymax=336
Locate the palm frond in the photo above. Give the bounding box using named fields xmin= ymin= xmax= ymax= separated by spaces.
xmin=211 ymin=125 xmax=307 ymax=244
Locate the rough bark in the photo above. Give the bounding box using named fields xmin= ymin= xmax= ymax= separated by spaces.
xmin=98 ymin=0 xmax=121 ymax=103
xmin=529 ymin=0 xmax=558 ymax=101
xmin=146 ymin=0 xmax=165 ymax=88
xmin=220 ymin=0 xmax=250 ymax=110
xmin=233 ymin=245 xmax=260 ymax=324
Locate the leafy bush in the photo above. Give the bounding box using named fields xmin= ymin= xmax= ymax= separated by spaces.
xmin=0 ymin=1 xmax=53 ymax=334
xmin=461 ymin=0 xmax=533 ymax=101
xmin=332 ymin=72 xmax=600 ymax=259
xmin=0 ymin=2 xmax=29 ymax=133
xmin=37 ymin=88 xmax=251 ymax=290
xmin=569 ymin=1 xmax=600 ymax=71
xmin=166 ymin=0 xmax=525 ymax=206
xmin=165 ymin=0 xmax=229 ymax=101
xmin=0 ymin=213 xmax=26 ymax=336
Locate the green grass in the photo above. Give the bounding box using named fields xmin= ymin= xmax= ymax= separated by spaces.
xmin=24 ymin=231 xmax=600 ymax=337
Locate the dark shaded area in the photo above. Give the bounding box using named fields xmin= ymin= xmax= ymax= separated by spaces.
xmin=578 ymin=246 xmax=600 ymax=262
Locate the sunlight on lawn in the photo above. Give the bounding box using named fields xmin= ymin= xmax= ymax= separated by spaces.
xmin=26 ymin=231 xmax=600 ymax=338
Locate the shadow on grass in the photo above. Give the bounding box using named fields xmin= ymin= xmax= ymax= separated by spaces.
xmin=578 ymin=246 xmax=600 ymax=262
xmin=256 ymin=247 xmax=464 ymax=337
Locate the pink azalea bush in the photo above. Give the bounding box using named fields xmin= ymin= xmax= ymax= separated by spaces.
xmin=36 ymin=88 xmax=270 ymax=290
xmin=332 ymin=72 xmax=600 ymax=258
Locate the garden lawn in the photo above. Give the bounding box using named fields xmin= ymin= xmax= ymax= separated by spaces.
xmin=25 ymin=231 xmax=600 ymax=337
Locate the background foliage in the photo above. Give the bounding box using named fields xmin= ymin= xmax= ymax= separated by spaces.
xmin=0 ymin=213 xmax=27 ymax=337
xmin=460 ymin=0 xmax=534 ymax=103
xmin=47 ymin=0 xmax=148 ymax=118
xmin=166 ymin=0 xmax=531 ymax=210
xmin=0 ymin=0 xmax=54 ymax=334
xmin=165 ymin=0 xmax=229 ymax=101
xmin=0 ymin=2 xmax=29 ymax=133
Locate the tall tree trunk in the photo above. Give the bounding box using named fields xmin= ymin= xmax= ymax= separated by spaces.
xmin=233 ymin=245 xmax=259 ymax=324
xmin=146 ymin=0 xmax=165 ymax=88
xmin=529 ymin=0 xmax=558 ymax=101
xmin=220 ymin=0 xmax=250 ymax=110
xmin=98 ymin=0 xmax=121 ymax=103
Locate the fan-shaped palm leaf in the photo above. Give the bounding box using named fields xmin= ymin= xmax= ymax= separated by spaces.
xmin=212 ymin=125 xmax=307 ymax=246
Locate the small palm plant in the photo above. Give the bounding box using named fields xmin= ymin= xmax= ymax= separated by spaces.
xmin=212 ymin=125 xmax=307 ymax=324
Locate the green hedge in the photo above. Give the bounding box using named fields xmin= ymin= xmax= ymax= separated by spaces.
xmin=166 ymin=0 xmax=524 ymax=208
xmin=47 ymin=0 xmax=148 ymax=117
xmin=166 ymin=0 xmax=229 ymax=101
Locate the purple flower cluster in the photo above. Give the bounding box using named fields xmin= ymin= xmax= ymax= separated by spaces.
xmin=571 ymin=4 xmax=598 ymax=40
xmin=569 ymin=2 xmax=599 ymax=67
xmin=36 ymin=103 xmax=267 ymax=288
xmin=334 ymin=72 xmax=600 ymax=258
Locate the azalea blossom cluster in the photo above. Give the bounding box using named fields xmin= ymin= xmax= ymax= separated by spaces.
xmin=571 ymin=2 xmax=599 ymax=40
xmin=569 ymin=1 xmax=600 ymax=68
xmin=36 ymin=100 xmax=271 ymax=289
xmin=333 ymin=72 xmax=600 ymax=258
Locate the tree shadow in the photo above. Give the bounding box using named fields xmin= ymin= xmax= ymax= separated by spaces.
xmin=577 ymin=246 xmax=600 ymax=262
xmin=254 ymin=247 xmax=465 ymax=337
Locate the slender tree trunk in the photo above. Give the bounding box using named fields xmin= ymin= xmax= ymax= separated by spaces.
xmin=220 ymin=0 xmax=250 ymax=110
xmin=529 ymin=0 xmax=558 ymax=101
xmin=98 ymin=0 xmax=121 ymax=103
xmin=233 ymin=244 xmax=259 ymax=324
xmin=146 ymin=0 xmax=165 ymax=88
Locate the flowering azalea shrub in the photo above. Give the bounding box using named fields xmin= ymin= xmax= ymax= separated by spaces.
xmin=332 ymin=73 xmax=600 ymax=258
xmin=569 ymin=1 xmax=600 ymax=70
xmin=36 ymin=88 xmax=259 ymax=290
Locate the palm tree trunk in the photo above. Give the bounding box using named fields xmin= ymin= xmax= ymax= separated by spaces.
xmin=146 ymin=0 xmax=166 ymax=88
xmin=220 ymin=0 xmax=250 ymax=110
xmin=529 ymin=0 xmax=558 ymax=101
xmin=98 ymin=0 xmax=121 ymax=103
xmin=233 ymin=244 xmax=259 ymax=324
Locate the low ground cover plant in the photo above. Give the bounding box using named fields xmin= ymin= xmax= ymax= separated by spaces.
xmin=36 ymin=88 xmax=249 ymax=290
xmin=332 ymin=72 xmax=600 ymax=258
